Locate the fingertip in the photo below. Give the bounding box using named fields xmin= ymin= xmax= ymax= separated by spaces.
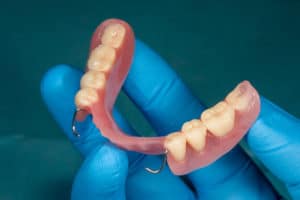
xmin=72 ymin=143 xmax=128 ymax=200
xmin=40 ymin=64 xmax=83 ymax=135
xmin=40 ymin=64 xmax=82 ymax=112
xmin=40 ymin=64 xmax=82 ymax=105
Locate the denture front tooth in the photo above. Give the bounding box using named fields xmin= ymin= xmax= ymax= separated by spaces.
xmin=182 ymin=119 xmax=207 ymax=152
xmin=75 ymin=88 xmax=98 ymax=108
xmin=164 ymin=132 xmax=186 ymax=162
xmin=87 ymin=44 xmax=116 ymax=72
xmin=80 ymin=71 xmax=106 ymax=90
xmin=225 ymin=81 xmax=252 ymax=111
xmin=101 ymin=23 xmax=126 ymax=48
xmin=201 ymin=101 xmax=235 ymax=137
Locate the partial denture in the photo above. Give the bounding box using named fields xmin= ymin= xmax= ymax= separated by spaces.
xmin=73 ymin=19 xmax=261 ymax=175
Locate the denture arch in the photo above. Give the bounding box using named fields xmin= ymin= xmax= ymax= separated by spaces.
xmin=73 ymin=19 xmax=261 ymax=175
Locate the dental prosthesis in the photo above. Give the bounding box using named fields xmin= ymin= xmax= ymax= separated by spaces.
xmin=73 ymin=19 xmax=260 ymax=175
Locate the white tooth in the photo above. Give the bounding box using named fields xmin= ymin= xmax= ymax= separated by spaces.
xmin=182 ymin=119 xmax=207 ymax=151
xmin=164 ymin=132 xmax=186 ymax=162
xmin=201 ymin=101 xmax=235 ymax=137
xmin=80 ymin=71 xmax=106 ymax=90
xmin=75 ymin=88 xmax=98 ymax=108
xmin=225 ymin=82 xmax=250 ymax=111
xmin=182 ymin=119 xmax=200 ymax=131
xmin=101 ymin=23 xmax=125 ymax=48
xmin=87 ymin=45 xmax=116 ymax=72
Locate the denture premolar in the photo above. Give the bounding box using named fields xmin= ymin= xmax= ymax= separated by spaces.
xmin=80 ymin=71 xmax=106 ymax=90
xmin=182 ymin=120 xmax=207 ymax=151
xmin=87 ymin=45 xmax=116 ymax=72
xmin=201 ymin=101 xmax=235 ymax=137
xmin=164 ymin=132 xmax=187 ymax=162
xmin=101 ymin=24 xmax=125 ymax=48
xmin=75 ymin=88 xmax=98 ymax=108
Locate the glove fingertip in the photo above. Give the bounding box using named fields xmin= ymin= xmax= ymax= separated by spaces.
xmin=40 ymin=64 xmax=83 ymax=135
xmin=40 ymin=64 xmax=79 ymax=101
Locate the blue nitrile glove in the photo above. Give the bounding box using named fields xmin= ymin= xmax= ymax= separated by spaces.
xmin=40 ymin=40 xmax=300 ymax=200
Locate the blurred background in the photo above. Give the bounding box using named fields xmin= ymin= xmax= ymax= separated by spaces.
xmin=0 ymin=0 xmax=299 ymax=199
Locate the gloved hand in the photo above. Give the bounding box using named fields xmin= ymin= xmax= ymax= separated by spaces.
xmin=41 ymin=40 xmax=300 ymax=200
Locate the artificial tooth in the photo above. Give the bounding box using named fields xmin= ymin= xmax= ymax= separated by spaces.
xmin=75 ymin=88 xmax=98 ymax=108
xmin=182 ymin=119 xmax=201 ymax=131
xmin=87 ymin=44 xmax=116 ymax=72
xmin=225 ymin=81 xmax=251 ymax=111
xmin=164 ymin=132 xmax=186 ymax=162
xmin=80 ymin=71 xmax=106 ymax=90
xmin=201 ymin=101 xmax=235 ymax=137
xmin=101 ymin=23 xmax=125 ymax=48
xmin=182 ymin=119 xmax=207 ymax=151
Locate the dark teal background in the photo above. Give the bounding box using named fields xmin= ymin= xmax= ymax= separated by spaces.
xmin=0 ymin=0 xmax=299 ymax=199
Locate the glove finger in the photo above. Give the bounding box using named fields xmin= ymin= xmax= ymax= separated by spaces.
xmin=71 ymin=143 xmax=128 ymax=200
xmin=126 ymin=155 xmax=195 ymax=200
xmin=187 ymin=146 xmax=276 ymax=199
xmin=124 ymin=39 xmax=205 ymax=135
xmin=247 ymin=97 xmax=300 ymax=198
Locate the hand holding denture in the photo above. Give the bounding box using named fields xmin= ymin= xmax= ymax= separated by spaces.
xmin=41 ymin=19 xmax=300 ymax=199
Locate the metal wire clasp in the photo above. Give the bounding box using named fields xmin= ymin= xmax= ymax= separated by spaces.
xmin=71 ymin=108 xmax=85 ymax=137
xmin=145 ymin=150 xmax=168 ymax=174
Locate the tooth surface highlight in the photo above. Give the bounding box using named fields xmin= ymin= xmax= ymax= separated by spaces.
xmin=80 ymin=71 xmax=106 ymax=90
xmin=201 ymin=101 xmax=235 ymax=137
xmin=226 ymin=82 xmax=252 ymax=111
xmin=101 ymin=23 xmax=125 ymax=48
xmin=182 ymin=119 xmax=207 ymax=151
xmin=87 ymin=45 xmax=116 ymax=72
xmin=164 ymin=132 xmax=186 ymax=162
xmin=75 ymin=88 xmax=98 ymax=108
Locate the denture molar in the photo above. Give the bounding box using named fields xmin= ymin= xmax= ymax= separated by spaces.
xmin=182 ymin=119 xmax=207 ymax=151
xmin=225 ymin=81 xmax=251 ymax=111
xmin=75 ymin=88 xmax=98 ymax=108
xmin=101 ymin=24 xmax=125 ymax=48
xmin=87 ymin=45 xmax=116 ymax=72
xmin=164 ymin=132 xmax=186 ymax=162
xmin=201 ymin=101 xmax=235 ymax=137
xmin=80 ymin=71 xmax=106 ymax=90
